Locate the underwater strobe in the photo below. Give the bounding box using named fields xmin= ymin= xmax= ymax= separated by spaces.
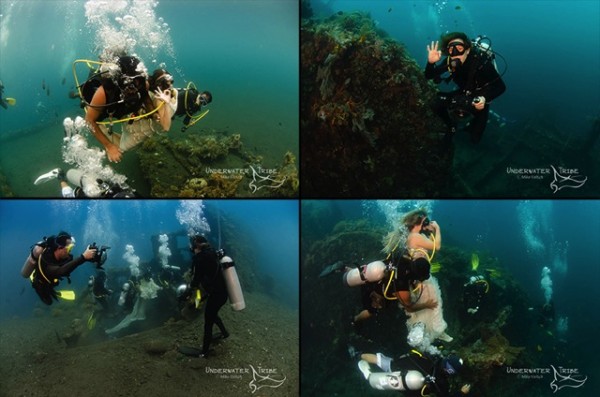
xmin=219 ymin=253 xmax=246 ymax=311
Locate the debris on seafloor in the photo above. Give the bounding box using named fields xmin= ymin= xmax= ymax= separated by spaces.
xmin=301 ymin=11 xmax=452 ymax=197
xmin=138 ymin=133 xmax=298 ymax=198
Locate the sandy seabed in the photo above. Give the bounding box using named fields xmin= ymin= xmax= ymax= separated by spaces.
xmin=0 ymin=292 xmax=298 ymax=397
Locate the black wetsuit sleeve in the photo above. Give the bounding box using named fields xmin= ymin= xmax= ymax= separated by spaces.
xmin=190 ymin=254 xmax=203 ymax=288
xmin=425 ymin=59 xmax=451 ymax=81
xmin=45 ymin=255 xmax=86 ymax=278
xmin=475 ymin=61 xmax=506 ymax=102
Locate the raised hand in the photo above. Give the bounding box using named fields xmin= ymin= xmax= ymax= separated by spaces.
xmin=427 ymin=41 xmax=442 ymax=64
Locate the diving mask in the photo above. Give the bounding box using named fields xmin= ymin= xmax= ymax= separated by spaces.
xmin=63 ymin=237 xmax=76 ymax=254
xmin=197 ymin=93 xmax=210 ymax=106
xmin=156 ymin=74 xmax=174 ymax=90
xmin=447 ymin=40 xmax=467 ymax=56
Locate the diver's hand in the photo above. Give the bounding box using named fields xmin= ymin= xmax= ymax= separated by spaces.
xmin=154 ymin=87 xmax=172 ymax=104
xmin=82 ymin=246 xmax=97 ymax=261
xmin=105 ymin=143 xmax=123 ymax=163
xmin=424 ymin=299 xmax=438 ymax=309
xmin=461 ymin=383 xmax=472 ymax=394
xmin=473 ymin=96 xmax=486 ymax=111
xmin=427 ymin=41 xmax=442 ymax=64
xmin=430 ymin=220 xmax=440 ymax=230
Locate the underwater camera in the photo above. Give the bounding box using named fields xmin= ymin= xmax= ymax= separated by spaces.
xmin=89 ymin=242 xmax=110 ymax=268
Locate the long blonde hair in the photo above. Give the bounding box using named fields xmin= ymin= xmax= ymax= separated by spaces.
xmin=381 ymin=208 xmax=428 ymax=255
xmin=402 ymin=208 xmax=428 ymax=231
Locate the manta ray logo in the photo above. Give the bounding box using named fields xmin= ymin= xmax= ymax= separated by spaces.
xmin=248 ymin=165 xmax=286 ymax=194
xmin=549 ymin=165 xmax=587 ymax=193
xmin=248 ymin=365 xmax=286 ymax=394
xmin=549 ymin=365 xmax=587 ymax=393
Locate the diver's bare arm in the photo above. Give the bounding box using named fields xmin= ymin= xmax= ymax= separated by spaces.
xmin=86 ymin=87 xmax=116 ymax=149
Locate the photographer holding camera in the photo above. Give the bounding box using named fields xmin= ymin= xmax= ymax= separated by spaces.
xmin=20 ymin=232 xmax=98 ymax=305
xmin=425 ymin=32 xmax=506 ymax=145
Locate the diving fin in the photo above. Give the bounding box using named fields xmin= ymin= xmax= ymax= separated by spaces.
xmin=5 ymin=97 xmax=16 ymax=106
xmin=177 ymin=345 xmax=204 ymax=357
xmin=194 ymin=289 xmax=202 ymax=309
xmin=56 ymin=290 xmax=75 ymax=300
xmin=87 ymin=312 xmax=96 ymax=330
xmin=319 ymin=261 xmax=345 ymax=277
xmin=471 ymin=253 xmax=480 ymax=272
xmin=34 ymin=168 xmax=61 ymax=185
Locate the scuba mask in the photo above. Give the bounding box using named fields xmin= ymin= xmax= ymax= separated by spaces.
xmin=197 ymin=93 xmax=210 ymax=107
xmin=447 ymin=41 xmax=467 ymax=56
xmin=156 ymin=74 xmax=174 ymax=90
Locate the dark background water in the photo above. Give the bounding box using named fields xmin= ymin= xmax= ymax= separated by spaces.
xmin=0 ymin=199 xmax=299 ymax=319
xmin=307 ymin=0 xmax=600 ymax=137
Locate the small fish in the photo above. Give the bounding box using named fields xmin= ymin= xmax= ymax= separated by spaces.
xmin=68 ymin=90 xmax=79 ymax=99
xmin=455 ymin=5 xmax=461 ymax=10
xmin=61 ymin=77 xmax=66 ymax=85
xmin=537 ymin=345 xmax=542 ymax=352
xmin=47 ymin=86 xmax=50 ymax=96
xmin=42 ymin=79 xmax=45 ymax=90
xmin=278 ymin=122 xmax=282 ymax=126
xmin=388 ymin=8 xmax=392 ymax=13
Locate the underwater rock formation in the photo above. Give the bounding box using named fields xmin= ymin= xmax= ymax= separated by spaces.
xmin=137 ymin=132 xmax=298 ymax=197
xmin=301 ymin=12 xmax=452 ymax=197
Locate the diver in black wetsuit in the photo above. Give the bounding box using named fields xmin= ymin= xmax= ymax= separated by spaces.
xmin=190 ymin=235 xmax=229 ymax=357
xmin=425 ymin=32 xmax=506 ymax=144
xmin=174 ymin=88 xmax=212 ymax=131
xmin=20 ymin=232 xmax=97 ymax=305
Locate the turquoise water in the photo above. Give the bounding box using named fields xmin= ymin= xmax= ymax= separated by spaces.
xmin=0 ymin=199 xmax=299 ymax=318
xmin=0 ymin=0 xmax=298 ymax=196
xmin=308 ymin=0 xmax=600 ymax=135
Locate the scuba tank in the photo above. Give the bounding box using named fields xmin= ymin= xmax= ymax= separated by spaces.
xmin=343 ymin=261 xmax=387 ymax=287
xmin=368 ymin=370 xmax=426 ymax=391
xmin=472 ymin=35 xmax=498 ymax=72
xmin=66 ymin=169 xmax=107 ymax=198
xmin=220 ymin=255 xmax=245 ymax=311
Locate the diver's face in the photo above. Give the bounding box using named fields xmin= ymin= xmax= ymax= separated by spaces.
xmin=55 ymin=239 xmax=73 ymax=259
xmin=447 ymin=39 xmax=470 ymax=63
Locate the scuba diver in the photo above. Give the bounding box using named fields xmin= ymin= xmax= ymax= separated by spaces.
xmin=20 ymin=232 xmax=97 ymax=305
xmin=177 ymin=237 xmax=245 ymax=358
xmin=355 ymin=349 xmax=471 ymax=396
xmin=88 ymin=270 xmax=113 ymax=311
xmin=82 ymin=55 xmax=156 ymax=163
xmin=189 ymin=235 xmax=230 ymax=357
xmin=463 ymin=274 xmax=489 ymax=315
xmin=538 ymin=300 xmax=556 ymax=329
xmin=34 ymin=167 xmax=136 ymax=198
xmin=425 ymin=32 xmax=506 ymax=144
xmin=174 ymin=86 xmax=212 ymax=131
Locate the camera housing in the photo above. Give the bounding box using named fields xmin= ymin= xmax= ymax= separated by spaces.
xmin=89 ymin=242 xmax=110 ymax=268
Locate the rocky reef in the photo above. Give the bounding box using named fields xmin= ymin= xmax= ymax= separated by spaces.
xmin=301 ymin=11 xmax=452 ymax=197
xmin=137 ymin=132 xmax=298 ymax=197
